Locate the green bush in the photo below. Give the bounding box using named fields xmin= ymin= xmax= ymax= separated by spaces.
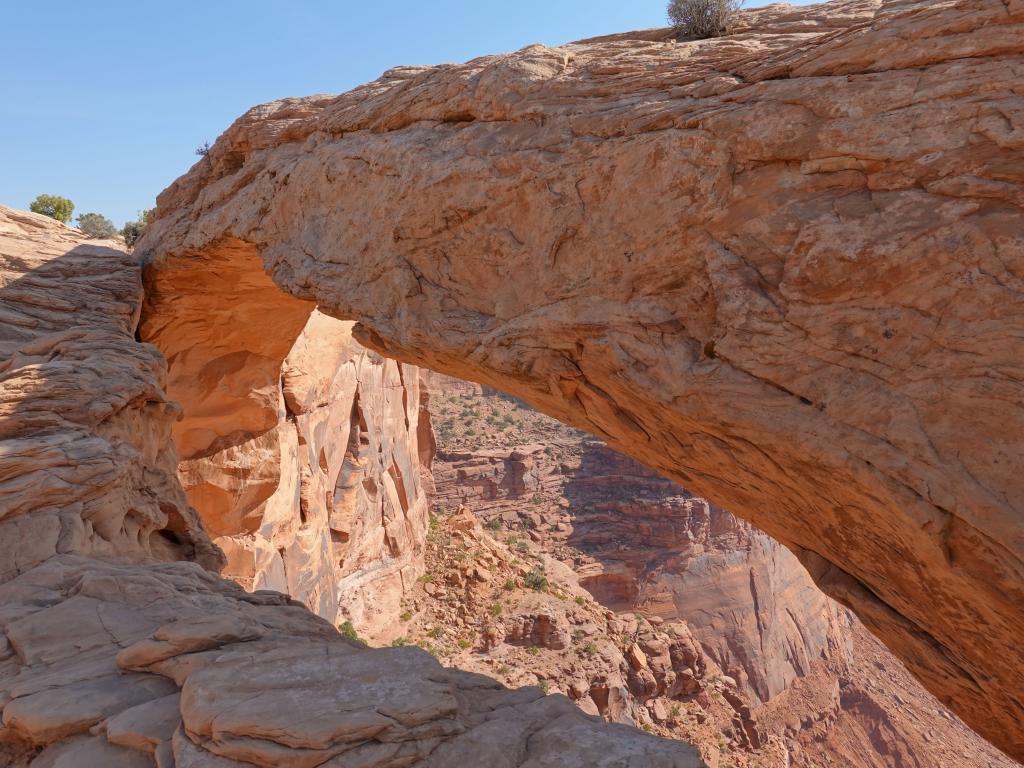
xmin=121 ymin=209 xmax=153 ymax=249
xmin=667 ymin=0 xmax=742 ymax=39
xmin=75 ymin=212 xmax=118 ymax=239
xmin=524 ymin=568 xmax=548 ymax=592
xmin=339 ymin=620 xmax=366 ymax=646
xmin=29 ymin=194 xmax=74 ymax=223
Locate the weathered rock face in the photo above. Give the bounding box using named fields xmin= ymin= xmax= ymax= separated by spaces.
xmin=0 ymin=210 xmax=707 ymax=766
xmin=0 ymin=206 xmax=218 ymax=579
xmin=166 ymin=308 xmax=432 ymax=632
xmin=139 ymin=0 xmax=1024 ymax=756
xmin=555 ymin=443 xmax=849 ymax=707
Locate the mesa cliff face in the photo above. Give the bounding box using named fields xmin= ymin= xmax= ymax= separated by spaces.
xmin=139 ymin=0 xmax=1024 ymax=756
xmin=429 ymin=380 xmax=845 ymax=708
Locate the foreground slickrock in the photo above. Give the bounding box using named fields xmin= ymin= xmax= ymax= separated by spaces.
xmin=0 ymin=205 xmax=704 ymax=766
xmin=0 ymin=556 xmax=703 ymax=768
xmin=139 ymin=0 xmax=1024 ymax=757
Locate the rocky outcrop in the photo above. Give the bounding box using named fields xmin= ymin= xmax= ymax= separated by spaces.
xmin=139 ymin=0 xmax=1024 ymax=755
xmin=0 ymin=555 xmax=704 ymax=768
xmin=0 ymin=207 xmax=707 ymax=766
xmin=0 ymin=206 xmax=218 ymax=579
xmin=168 ymin=309 xmax=431 ymax=633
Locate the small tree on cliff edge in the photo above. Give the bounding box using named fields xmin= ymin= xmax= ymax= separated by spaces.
xmin=76 ymin=212 xmax=118 ymax=239
xmin=668 ymin=0 xmax=743 ymax=39
xmin=29 ymin=194 xmax=75 ymax=224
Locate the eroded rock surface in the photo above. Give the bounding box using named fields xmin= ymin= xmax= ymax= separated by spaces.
xmin=172 ymin=309 xmax=432 ymax=632
xmin=140 ymin=0 xmax=1024 ymax=755
xmin=0 ymin=556 xmax=704 ymax=768
xmin=425 ymin=381 xmax=1022 ymax=768
xmin=0 ymin=206 xmax=218 ymax=578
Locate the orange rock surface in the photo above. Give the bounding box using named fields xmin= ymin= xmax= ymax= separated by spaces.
xmin=140 ymin=0 xmax=1024 ymax=757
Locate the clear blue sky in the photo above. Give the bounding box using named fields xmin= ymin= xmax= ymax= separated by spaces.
xmin=1 ymin=0 xmax=814 ymax=227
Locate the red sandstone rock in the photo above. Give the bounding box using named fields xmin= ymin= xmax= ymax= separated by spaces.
xmin=139 ymin=1 xmax=1024 ymax=755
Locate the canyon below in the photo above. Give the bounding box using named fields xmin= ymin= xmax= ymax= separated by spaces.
xmin=1 ymin=0 xmax=1023 ymax=766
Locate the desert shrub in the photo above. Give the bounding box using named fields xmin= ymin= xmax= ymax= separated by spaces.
xmin=75 ymin=212 xmax=118 ymax=239
xmin=120 ymin=209 xmax=153 ymax=249
xmin=339 ymin=620 xmax=366 ymax=646
xmin=582 ymin=640 xmax=598 ymax=656
xmin=667 ymin=0 xmax=742 ymax=39
xmin=400 ymin=610 xmax=413 ymax=622
xmin=484 ymin=517 xmax=502 ymax=532
xmin=195 ymin=141 xmax=211 ymax=156
xmin=524 ymin=568 xmax=548 ymax=592
xmin=456 ymin=638 xmax=472 ymax=649
xmin=489 ymin=602 xmax=503 ymax=617
xmin=391 ymin=637 xmax=409 ymax=647
xmin=29 ymin=194 xmax=74 ymax=223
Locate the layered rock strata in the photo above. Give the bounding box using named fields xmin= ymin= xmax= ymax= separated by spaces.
xmin=398 ymin=505 xmax=1020 ymax=768
xmin=0 ymin=207 xmax=706 ymax=767
xmin=430 ymin=389 xmax=848 ymax=707
xmin=139 ymin=0 xmax=1024 ymax=755
xmin=0 ymin=206 xmax=218 ymax=579
xmin=171 ymin=309 xmax=432 ymax=631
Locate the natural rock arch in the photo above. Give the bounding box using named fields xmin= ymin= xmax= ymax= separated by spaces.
xmin=139 ymin=0 xmax=1024 ymax=758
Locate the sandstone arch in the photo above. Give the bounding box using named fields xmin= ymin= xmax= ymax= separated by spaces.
xmin=139 ymin=0 xmax=1024 ymax=758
